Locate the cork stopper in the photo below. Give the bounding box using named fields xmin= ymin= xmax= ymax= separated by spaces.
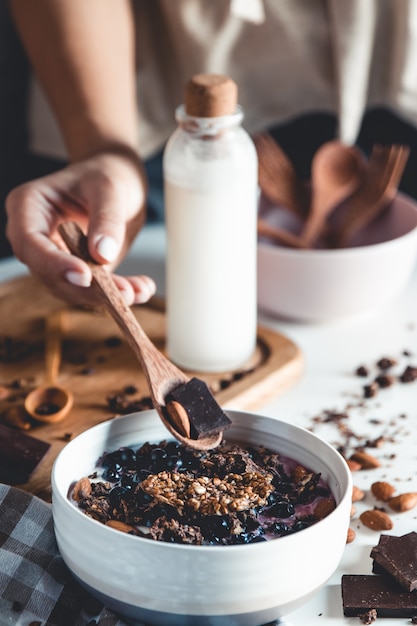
xmin=184 ymin=74 xmax=238 ymax=117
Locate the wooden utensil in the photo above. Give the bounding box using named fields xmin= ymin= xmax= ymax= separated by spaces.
xmin=300 ymin=141 xmax=365 ymax=247
xmin=58 ymin=222 xmax=231 ymax=450
xmin=332 ymin=144 xmax=410 ymax=248
xmin=24 ymin=310 xmax=74 ymax=423
xmin=254 ymin=133 xmax=310 ymax=219
xmin=257 ymin=217 xmax=306 ymax=249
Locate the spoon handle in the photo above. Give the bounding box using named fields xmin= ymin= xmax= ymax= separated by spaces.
xmin=45 ymin=310 xmax=63 ymax=386
xmin=58 ymin=222 xmax=188 ymax=406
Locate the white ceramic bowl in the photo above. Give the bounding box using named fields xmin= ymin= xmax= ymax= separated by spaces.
xmin=257 ymin=193 xmax=417 ymax=321
xmin=52 ymin=410 xmax=352 ymax=626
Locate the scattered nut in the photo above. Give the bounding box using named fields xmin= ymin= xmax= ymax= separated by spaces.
xmin=346 ymin=527 xmax=356 ymax=543
xmin=388 ymin=492 xmax=417 ymax=513
xmin=359 ymin=509 xmax=393 ymax=531
xmin=2 ymin=405 xmax=32 ymax=430
xmin=346 ymin=459 xmax=362 ymax=472
xmin=349 ymin=451 xmax=381 ymax=469
xmin=352 ymin=486 xmax=365 ymax=502
xmin=371 ymin=481 xmax=396 ymax=502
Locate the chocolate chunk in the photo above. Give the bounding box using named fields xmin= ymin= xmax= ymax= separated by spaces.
xmin=370 ymin=532 xmax=417 ymax=592
xmin=399 ymin=365 xmax=417 ymax=383
xmin=363 ymin=382 xmax=379 ymax=398
xmin=359 ymin=609 xmax=377 ymax=624
xmin=0 ymin=424 xmax=50 ymax=485
xmin=342 ymin=574 xmax=417 ymax=618
xmin=165 ymin=377 xmax=232 ymax=439
xmin=376 ymin=357 xmax=397 ymax=370
xmin=355 ymin=365 xmax=369 ymax=377
xmin=374 ymin=374 xmax=395 ymax=388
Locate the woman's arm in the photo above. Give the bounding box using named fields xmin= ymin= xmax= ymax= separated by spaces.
xmin=10 ymin=0 xmax=138 ymax=160
xmin=6 ymin=0 xmax=155 ymax=307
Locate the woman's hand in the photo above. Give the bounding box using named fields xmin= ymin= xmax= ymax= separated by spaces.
xmin=6 ymin=150 xmax=156 ymax=307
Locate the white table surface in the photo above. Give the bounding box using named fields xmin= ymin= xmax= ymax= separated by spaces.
xmin=1 ymin=224 xmax=416 ymax=626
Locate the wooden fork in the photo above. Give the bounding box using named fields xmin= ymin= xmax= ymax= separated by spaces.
xmin=331 ymin=144 xmax=410 ymax=248
xmin=254 ymin=133 xmax=310 ymax=219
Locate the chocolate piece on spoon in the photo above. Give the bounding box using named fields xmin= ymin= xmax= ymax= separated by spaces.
xmin=58 ymin=222 xmax=231 ymax=450
xmin=166 ymin=377 xmax=231 ymax=439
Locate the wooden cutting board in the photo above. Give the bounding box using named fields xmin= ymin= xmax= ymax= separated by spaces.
xmin=0 ymin=276 xmax=303 ymax=500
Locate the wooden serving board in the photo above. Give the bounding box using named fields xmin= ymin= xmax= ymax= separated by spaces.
xmin=0 ymin=276 xmax=303 ymax=500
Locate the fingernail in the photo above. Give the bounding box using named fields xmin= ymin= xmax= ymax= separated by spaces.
xmin=134 ymin=281 xmax=157 ymax=304
xmin=65 ymin=270 xmax=91 ymax=287
xmin=96 ymin=235 xmax=119 ymax=263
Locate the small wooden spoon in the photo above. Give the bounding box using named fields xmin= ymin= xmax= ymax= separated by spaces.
xmin=59 ymin=222 xmax=229 ymax=450
xmin=300 ymin=141 xmax=365 ymax=247
xmin=24 ymin=310 xmax=74 ymax=423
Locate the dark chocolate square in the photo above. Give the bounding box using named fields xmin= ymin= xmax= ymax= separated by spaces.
xmin=342 ymin=574 xmax=417 ymax=618
xmin=371 ymin=532 xmax=417 ymax=592
xmin=0 ymin=424 xmax=50 ymax=485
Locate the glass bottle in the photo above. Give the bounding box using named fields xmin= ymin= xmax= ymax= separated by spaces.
xmin=163 ymin=74 xmax=258 ymax=372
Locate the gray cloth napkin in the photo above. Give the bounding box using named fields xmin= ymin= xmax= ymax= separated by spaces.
xmin=0 ymin=483 xmax=129 ymax=626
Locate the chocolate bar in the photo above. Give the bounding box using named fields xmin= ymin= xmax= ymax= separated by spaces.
xmin=165 ymin=377 xmax=232 ymax=439
xmin=371 ymin=532 xmax=417 ymax=592
xmin=342 ymin=574 xmax=417 ymax=618
xmin=0 ymin=424 xmax=50 ymax=485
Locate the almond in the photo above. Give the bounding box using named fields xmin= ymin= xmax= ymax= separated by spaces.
xmin=352 ymin=486 xmax=365 ymax=502
xmin=3 ymin=406 xmax=32 ymax=431
xmin=371 ymin=481 xmax=395 ymax=502
xmin=166 ymin=400 xmax=191 ymax=438
xmin=349 ymin=451 xmax=381 ymax=469
xmin=105 ymin=520 xmax=138 ymax=534
xmin=72 ymin=477 xmax=92 ymax=501
xmin=346 ymin=527 xmax=356 ymax=543
xmin=359 ymin=509 xmax=393 ymax=531
xmin=292 ymin=465 xmax=308 ymax=483
xmin=388 ymin=492 xmax=417 ymax=513
xmin=346 ymin=459 xmax=362 ymax=472
xmin=314 ymin=498 xmax=336 ymax=520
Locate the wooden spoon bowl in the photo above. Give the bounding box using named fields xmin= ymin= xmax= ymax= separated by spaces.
xmin=300 ymin=141 xmax=365 ymax=247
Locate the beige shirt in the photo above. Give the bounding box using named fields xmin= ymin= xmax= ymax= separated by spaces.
xmin=29 ymin=0 xmax=417 ymax=160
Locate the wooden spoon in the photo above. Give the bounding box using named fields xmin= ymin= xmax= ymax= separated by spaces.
xmin=300 ymin=141 xmax=365 ymax=247
xmin=58 ymin=222 xmax=230 ymax=451
xmin=24 ymin=310 xmax=74 ymax=423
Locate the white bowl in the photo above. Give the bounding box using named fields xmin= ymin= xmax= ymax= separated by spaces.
xmin=52 ymin=410 xmax=352 ymax=626
xmin=257 ymin=192 xmax=417 ymax=321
